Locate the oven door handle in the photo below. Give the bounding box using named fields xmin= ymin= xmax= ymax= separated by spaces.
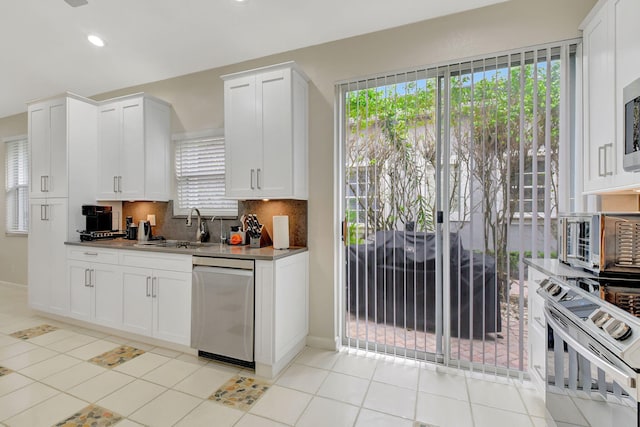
xmin=546 ymin=310 xmax=636 ymax=389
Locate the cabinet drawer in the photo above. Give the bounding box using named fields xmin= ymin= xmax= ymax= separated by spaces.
xmin=529 ymin=319 xmax=547 ymax=392
xmin=119 ymin=250 xmax=192 ymax=272
xmin=67 ymin=246 xmax=119 ymax=264
xmin=529 ymin=291 xmax=546 ymax=331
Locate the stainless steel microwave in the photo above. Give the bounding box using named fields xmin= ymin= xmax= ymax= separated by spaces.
xmin=623 ymin=77 xmax=640 ymax=171
xmin=559 ymin=212 xmax=640 ymax=275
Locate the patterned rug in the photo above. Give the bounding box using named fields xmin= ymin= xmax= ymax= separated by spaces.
xmin=209 ymin=375 xmax=270 ymax=411
xmin=89 ymin=345 xmax=145 ymax=369
xmin=0 ymin=366 xmax=12 ymax=377
xmin=54 ymin=404 xmax=122 ymax=427
xmin=9 ymin=324 xmax=58 ymax=340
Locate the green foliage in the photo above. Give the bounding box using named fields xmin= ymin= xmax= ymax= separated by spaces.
xmin=344 ymin=59 xmax=561 ymax=280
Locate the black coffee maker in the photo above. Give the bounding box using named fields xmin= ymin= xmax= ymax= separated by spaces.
xmin=82 ymin=205 xmax=112 ymax=232
xmin=125 ymin=216 xmax=137 ymax=239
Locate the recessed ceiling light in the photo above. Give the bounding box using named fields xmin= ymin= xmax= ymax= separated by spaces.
xmin=87 ymin=34 xmax=105 ymax=47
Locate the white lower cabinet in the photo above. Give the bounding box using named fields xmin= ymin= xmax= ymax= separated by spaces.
xmin=66 ymin=248 xmax=192 ymax=347
xmin=527 ymin=266 xmax=547 ymax=394
xmin=68 ymin=260 xmax=122 ymax=329
xmin=29 ymin=198 xmax=68 ymax=315
xmin=121 ymin=266 xmax=192 ymax=346
xmin=255 ymin=251 xmax=309 ymax=378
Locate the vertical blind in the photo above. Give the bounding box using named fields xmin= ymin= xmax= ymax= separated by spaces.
xmin=5 ymin=137 xmax=29 ymax=233
xmin=340 ymin=42 xmax=575 ymax=376
xmin=174 ymin=135 xmax=237 ymax=216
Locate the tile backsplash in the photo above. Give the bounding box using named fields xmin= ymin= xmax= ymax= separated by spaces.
xmin=122 ymin=200 xmax=307 ymax=247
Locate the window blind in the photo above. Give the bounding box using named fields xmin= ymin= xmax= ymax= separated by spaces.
xmin=174 ymin=135 xmax=237 ymax=216
xmin=5 ymin=137 xmax=29 ymax=233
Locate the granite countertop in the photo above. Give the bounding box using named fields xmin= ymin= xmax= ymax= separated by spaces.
xmin=65 ymin=238 xmax=307 ymax=261
xmin=524 ymin=258 xmax=596 ymax=279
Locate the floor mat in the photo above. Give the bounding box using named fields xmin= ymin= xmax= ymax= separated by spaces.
xmin=54 ymin=404 xmax=122 ymax=427
xmin=89 ymin=345 xmax=145 ymax=369
xmin=209 ymin=375 xmax=270 ymax=411
xmin=9 ymin=324 xmax=58 ymax=340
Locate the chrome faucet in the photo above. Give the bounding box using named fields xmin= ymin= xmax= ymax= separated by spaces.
xmin=186 ymin=208 xmax=209 ymax=243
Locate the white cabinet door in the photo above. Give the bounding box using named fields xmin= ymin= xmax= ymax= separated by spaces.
xmin=611 ymin=0 xmax=640 ymax=188
xmin=93 ymin=265 xmax=123 ymax=329
xmin=153 ymin=270 xmax=192 ymax=346
xmin=119 ymin=99 xmax=145 ymax=200
xmin=143 ymin=99 xmax=171 ymax=201
xmin=254 ymin=252 xmax=309 ymax=377
xmin=28 ymin=200 xmax=51 ymax=311
xmin=121 ymin=266 xmax=153 ymax=336
xmin=259 ymin=69 xmax=293 ymax=197
xmin=223 ymin=63 xmax=308 ymax=200
xmin=29 ymin=98 xmax=67 ymax=198
xmin=29 ymin=198 xmax=68 ymax=314
xmin=68 ymin=260 xmax=92 ymax=322
xmin=97 ymin=103 xmax=121 ymax=200
xmin=583 ymin=4 xmax=616 ymax=192
xmin=225 ymin=75 xmax=260 ymax=198
xmin=97 ymin=95 xmax=170 ymax=201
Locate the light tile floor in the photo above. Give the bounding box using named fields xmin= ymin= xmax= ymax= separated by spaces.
xmin=0 ymin=282 xmax=554 ymax=426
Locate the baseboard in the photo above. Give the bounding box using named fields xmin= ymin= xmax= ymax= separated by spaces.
xmin=0 ymin=280 xmax=26 ymax=288
xmin=306 ymin=335 xmax=340 ymax=351
xmin=32 ymin=310 xmax=197 ymax=355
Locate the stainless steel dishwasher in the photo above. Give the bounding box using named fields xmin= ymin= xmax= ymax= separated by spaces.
xmin=191 ymin=256 xmax=254 ymax=368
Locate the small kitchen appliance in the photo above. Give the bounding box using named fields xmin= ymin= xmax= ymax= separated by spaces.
xmin=78 ymin=205 xmax=125 ymax=241
xmin=558 ymin=212 xmax=640 ymax=275
xmin=82 ymin=205 xmax=112 ymax=232
xmin=137 ymin=220 xmax=152 ymax=242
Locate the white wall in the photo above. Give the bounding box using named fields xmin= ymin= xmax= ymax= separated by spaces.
xmin=0 ymin=0 xmax=596 ymax=343
xmin=0 ymin=114 xmax=28 ymax=286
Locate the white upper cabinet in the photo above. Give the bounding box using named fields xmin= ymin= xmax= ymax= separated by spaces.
xmin=29 ymin=98 xmax=67 ymax=198
xmin=223 ymin=62 xmax=309 ymax=200
xmin=28 ymin=95 xmax=97 ymax=201
xmin=582 ymin=0 xmax=640 ymax=193
xmin=582 ymin=1 xmax=615 ymax=192
xmin=97 ymin=94 xmax=171 ymax=201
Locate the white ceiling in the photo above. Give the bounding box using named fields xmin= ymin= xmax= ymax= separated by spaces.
xmin=0 ymin=0 xmax=508 ymax=119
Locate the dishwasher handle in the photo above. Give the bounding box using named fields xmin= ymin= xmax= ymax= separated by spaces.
xmin=193 ymin=265 xmax=253 ymax=278
xmin=192 ymin=256 xmax=254 ymax=270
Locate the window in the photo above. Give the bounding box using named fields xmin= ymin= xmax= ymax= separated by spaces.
xmin=173 ymin=130 xmax=237 ymax=217
xmin=5 ymin=135 xmax=29 ymax=234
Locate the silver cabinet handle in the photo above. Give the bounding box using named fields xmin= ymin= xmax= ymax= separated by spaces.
xmin=598 ymin=145 xmax=605 ymax=177
xmin=45 ymin=176 xmax=49 ymax=192
xmin=84 ymin=269 xmax=91 ymax=287
xmin=83 ymin=252 xmax=98 ymax=256
xmin=152 ymin=277 xmax=157 ymax=298
xmin=534 ymin=316 xmax=544 ymax=328
xmin=118 ymin=176 xmax=122 ymax=193
xmin=40 ymin=176 xmax=46 ymax=192
xmin=250 ymin=169 xmax=255 ymax=190
xmin=257 ymin=168 xmax=262 ymax=189
xmin=146 ymin=276 xmax=151 ymax=297
xmin=40 ymin=204 xmax=49 ymax=221
xmin=113 ymin=176 xmax=118 ymax=193
xmin=604 ymin=143 xmax=613 ymax=176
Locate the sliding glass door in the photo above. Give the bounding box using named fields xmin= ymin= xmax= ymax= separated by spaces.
xmin=339 ymin=42 xmax=575 ymax=375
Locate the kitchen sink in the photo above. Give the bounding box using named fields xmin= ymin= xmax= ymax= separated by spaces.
xmin=134 ymin=240 xmax=218 ymax=249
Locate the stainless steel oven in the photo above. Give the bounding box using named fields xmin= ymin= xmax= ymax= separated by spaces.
xmin=538 ymin=276 xmax=640 ymax=426
xmin=545 ymin=305 xmax=638 ymax=426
